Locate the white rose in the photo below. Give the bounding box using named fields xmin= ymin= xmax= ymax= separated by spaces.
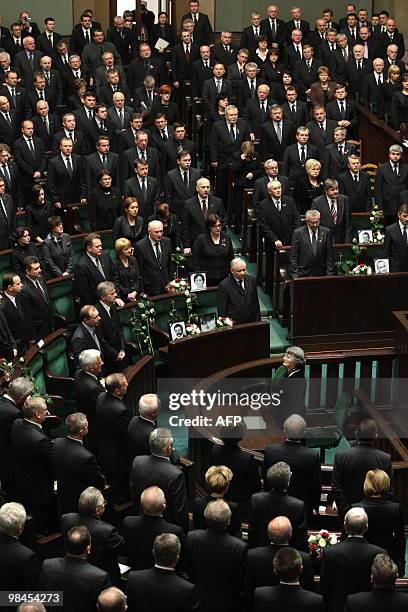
xmin=318 ymin=538 xmax=326 ymax=547
xmin=308 ymin=535 xmax=315 ymax=543
xmin=330 ymin=535 xmax=338 ymax=545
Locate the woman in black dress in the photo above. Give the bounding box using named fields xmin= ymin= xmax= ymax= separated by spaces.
xmin=272 ymin=346 xmax=307 ymax=425
xmin=380 ymin=65 xmax=401 ymax=120
xmin=262 ymin=48 xmax=285 ymax=86
xmin=270 ymin=70 xmax=299 ymax=104
xmin=26 ymin=184 xmax=53 ymax=243
xmin=390 ymin=71 xmax=408 ymax=130
xmin=113 ymin=196 xmax=145 ymax=249
xmin=193 ymin=214 xmax=234 ymax=286
xmin=294 ymin=158 xmax=324 ymax=215
xmin=147 ymin=202 xmax=180 ymax=251
xmin=352 ymin=469 xmax=405 ymax=575
xmin=252 ymin=36 xmax=270 ymax=71
xmin=231 ymin=140 xmax=263 ymax=232
xmin=150 ymin=11 xmax=176 ymax=51
xmin=67 ymin=77 xmax=88 ymax=111
xmin=150 ymin=84 xmax=179 ymax=125
xmin=114 ymin=237 xmax=142 ymax=303
xmin=10 ymin=227 xmax=38 ymax=277
xmin=89 ymin=170 xmax=122 ymax=231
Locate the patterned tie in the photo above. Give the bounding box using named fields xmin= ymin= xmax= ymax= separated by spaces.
xmin=275 ymin=122 xmax=282 ymax=143
xmin=330 ymin=199 xmax=337 ymax=223
xmin=141 ymin=178 xmax=147 ymax=197
xmin=66 ymin=156 xmax=73 ymax=175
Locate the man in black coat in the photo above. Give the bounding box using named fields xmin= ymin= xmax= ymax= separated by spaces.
xmin=236 ymin=62 xmax=265 ymax=113
xmin=240 ymin=12 xmax=262 ymax=54
xmin=85 ymin=136 xmax=120 ymax=199
xmin=120 ymin=130 xmax=160 ymax=186
xmin=191 ymin=45 xmax=215 ymax=98
xmin=36 ymin=18 xmax=63 ymax=55
xmin=127 ymin=393 xmax=161 ymax=463
xmin=26 ymin=72 xmax=56 ymax=115
xmin=293 ymin=46 xmax=322 ymax=97
xmin=2 ymin=273 xmax=31 ymax=354
xmin=244 ymin=84 xmax=277 ymax=140
xmin=124 ymin=485 xmax=185 ymax=570
xmin=123 ymin=158 xmax=160 ymax=219
xmin=254 ymin=159 xmax=289 ymax=208
xmin=0 ymin=501 xmax=41 ymax=590
xmin=14 ymin=37 xmax=43 ymax=89
xmin=52 ymin=112 xmax=87 ymax=157
xmin=127 ymin=532 xmax=197 ymax=612
xmin=244 ymin=515 xmax=314 ymax=612
xmin=182 ymin=1 xmax=214 ymax=46
xmin=52 ymin=412 xmax=105 ymax=516
xmin=47 ymin=136 xmax=87 ymax=206
xmin=375 ymin=144 xmax=408 ymax=225
xmin=13 ymin=119 xmax=46 ymax=207
xmin=74 ymin=349 xmax=105 ymax=456
xmin=263 ymin=415 xmax=321 ymax=519
xmin=164 ymin=149 xmax=202 ymax=218
xmin=130 ymin=427 xmax=189 ymax=532
xmin=260 ymin=5 xmax=286 ymax=49
xmin=323 ymin=127 xmax=357 ymax=179
xmin=345 ymin=45 xmax=371 ymax=98
xmin=11 ymin=396 xmax=55 ymax=534
xmin=201 ymin=62 xmax=233 ymax=114
xmin=71 ymin=305 xmax=110 ymax=368
xmin=0 ymin=96 xmax=20 ymax=147
xmin=21 ymin=256 xmax=54 ymax=341
xmin=306 ymin=106 xmax=337 ymax=157
xmin=0 ymin=175 xmax=15 ymax=250
xmin=73 ymin=233 xmax=120 ymax=307
xmin=338 ymin=155 xmax=372 ymax=212
xmin=254 ymin=546 xmax=323 ymax=612
xmin=211 ymin=30 xmax=239 ymax=66
xmin=383 ymin=203 xmax=408 ymax=272
xmin=0 ymin=143 xmax=23 ymax=208
xmin=0 ymin=295 xmax=17 ymax=360
xmin=312 ymin=178 xmax=353 ymax=244
xmin=41 ymin=525 xmax=111 ymax=608
xmin=61 ymin=487 xmax=126 ymax=587
xmin=248 ymin=461 xmax=308 ymax=550
xmin=162 ymin=123 xmax=196 ymax=173
xmin=32 ymin=100 xmax=61 ymax=151
xmin=127 ymin=42 xmax=166 ymax=95
xmin=331 ymin=419 xmax=392 ymax=514
xmin=281 ymin=126 xmax=318 ymax=190
xmin=290 ymin=210 xmax=335 ymax=277
xmin=106 ymin=16 xmax=134 ymax=65
xmin=135 ymin=220 xmax=172 ymax=296
xmin=320 ymin=507 xmax=385 ymax=612
xmin=260 ymin=104 xmax=295 ymax=162
xmin=69 ymin=13 xmax=94 ymax=56
xmin=185 ymin=499 xmax=247 ymax=612
xmin=282 ymin=87 xmax=308 ymax=130
xmin=95 ymin=281 xmax=126 ymax=373
xmin=182 ymin=177 xmax=226 ymax=252
xmin=361 ymin=58 xmax=386 ymax=113
xmin=381 ymin=19 xmax=405 ymax=59
xmin=217 ymin=258 xmax=261 ymax=324
xmin=96 ymin=374 xmax=131 ymax=504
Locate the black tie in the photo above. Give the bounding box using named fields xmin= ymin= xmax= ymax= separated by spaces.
xmin=2 ymin=164 xmax=10 ymax=185
xmin=393 ymin=164 xmax=398 ymax=175
xmin=66 ymin=157 xmax=73 ymax=175
xmin=300 ymin=146 xmax=306 ymax=164
xmin=155 ymin=242 xmax=162 ymax=264
xmin=85 ymin=30 xmax=90 ymax=44
xmin=141 ymin=178 xmax=147 ymax=196
xmin=250 ymin=79 xmax=255 ymax=97
xmin=202 ymin=199 xmax=207 ymax=217
xmin=161 ymin=129 xmax=167 ymax=140
xmin=39 ymin=90 xmax=44 ymax=100
xmin=260 ymin=101 xmax=266 ymax=118
xmin=183 ymin=170 xmax=189 ymax=188
xmin=403 ymin=225 xmax=407 ymax=243
xmin=88 ymin=110 xmax=93 ymax=120
xmin=0 ymin=197 xmax=7 ymax=219
xmin=5 ymin=112 xmax=12 ymax=126
xmin=43 ymin=116 xmax=49 ymax=134
xmin=27 ymin=138 xmax=35 ymax=157
xmin=239 ymin=279 xmax=245 ymax=292
xmin=230 ymin=125 xmax=235 ymax=141
xmin=319 ymin=122 xmax=324 ymax=132
xmin=340 ymin=101 xmax=345 ymax=118
xmin=311 ymin=229 xmax=317 ymax=254
xmin=102 ymin=155 xmax=107 ymax=166
xmin=354 ymin=173 xmax=359 ymax=183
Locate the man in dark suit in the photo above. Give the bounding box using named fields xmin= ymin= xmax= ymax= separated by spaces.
xmin=361 ymin=58 xmax=386 ymax=113
xmin=69 ymin=13 xmax=94 ymax=57
xmin=338 ymin=154 xmax=372 ymax=212
xmin=86 ymin=104 xmax=117 ymax=153
xmin=191 ymin=45 xmax=215 ymax=98
xmin=11 ymin=396 xmax=55 ymax=534
xmin=331 ymin=419 xmax=392 ymax=514
xmin=306 ymin=17 xmax=330 ymax=50
xmin=345 ymin=44 xmax=371 ymax=98
xmin=345 ymin=553 xmax=408 ymax=612
xmin=36 ymin=17 xmax=62 ymax=55
xmin=248 ymin=461 xmax=308 ymax=550
xmin=71 ymin=305 xmax=110 ymax=367
xmin=95 ymin=281 xmax=126 ymax=372
xmin=52 ymin=112 xmax=87 ymax=157
xmin=52 ymin=412 xmax=106 ymax=516
xmin=312 ymin=178 xmax=352 ymax=243
xmin=217 ymin=257 xmax=261 ymax=324
xmin=323 ymin=127 xmax=357 ymax=179
xmin=93 ymin=50 xmax=125 ymax=92
xmin=41 ymin=525 xmax=111 ymax=606
xmin=47 ymin=136 xmax=86 ymax=206
xmin=383 ymin=203 xmax=408 ymax=272
xmin=3 ymin=23 xmax=24 ymax=60
xmin=254 ymin=546 xmax=323 ymax=612
xmin=0 ymin=95 xmax=20 ymax=147
xmin=21 ymin=256 xmax=54 ymax=341
xmin=340 ymin=12 xmax=360 ymax=46
xmin=120 ymin=130 xmax=160 ymax=186
xmin=135 ymin=220 xmax=172 ymax=296
xmin=32 ymin=100 xmax=60 ymax=151
xmin=127 ymin=532 xmax=196 ymax=612
xmin=381 ymin=19 xmax=405 ymax=60
xmin=14 ymin=37 xmax=43 ymax=89
xmin=63 ymin=54 xmax=90 ymax=97
xmin=74 ymin=349 xmax=105 ymax=455
xmin=164 ymin=149 xmax=201 ymax=218
xmin=243 ymin=83 xmax=277 ymax=140
xmin=0 ymin=501 xmax=41 ymax=590
xmin=0 ymin=143 xmax=23 ymax=207
xmin=182 ymin=0 xmax=214 ymax=46
xmin=127 ymin=394 xmax=161 ymax=464
xmin=254 ymin=159 xmax=289 ymax=208
xmin=162 ymin=122 xmax=196 ymax=173
xmin=282 ymin=87 xmax=308 ymax=130
xmin=182 ymin=176 xmax=226 ymax=252
xmin=281 ymin=126 xmax=318 ymax=189
xmin=306 ymin=106 xmax=337 ymax=157
xmin=263 ymin=415 xmax=321 ymax=519
xmin=244 ymin=515 xmax=314 ymax=612
xmin=260 ymin=104 xmax=295 ymax=162
xmin=285 ymin=7 xmax=310 ymax=42
xmin=107 ymin=16 xmax=134 ymax=65
xmin=98 ymin=71 xmax=130 ymax=109
xmin=127 ymin=42 xmax=166 ymax=95
xmin=0 ymin=174 xmax=15 ymax=250
xmin=320 ymin=507 xmax=385 ymax=612
xmin=325 ymin=84 xmax=359 ymax=138
xmin=293 ymin=46 xmax=322 ymax=98
xmin=2 ymin=273 xmax=31 ymax=354
xmin=108 ymin=92 xmax=133 ymax=135
xmin=37 ymin=56 xmax=63 ymax=107
xmin=0 ymin=293 xmax=17 ymax=361
xmin=0 ymin=70 xmax=30 ymax=123
xmin=185 ymin=499 xmax=246 ymax=612
xmin=13 ymin=119 xmax=46 ymax=207
xmin=284 ymin=29 xmax=305 ymax=72
xmin=73 ymin=233 xmax=120 ymax=307
xmin=201 ymin=63 xmax=233 ymax=114
xmin=211 ymin=30 xmax=239 ymax=66
xmin=357 ymin=26 xmax=384 ymax=61
xmin=26 ymin=71 xmax=56 ymax=115
xmin=240 ymin=12 xmax=263 ymax=55
xmin=260 ymin=6 xmax=286 ymax=49
xmin=289 ymin=209 xmax=335 ymax=277
xmin=236 ymin=62 xmax=265 ymax=112
xmin=375 ymin=144 xmax=408 ymax=225
xmin=123 ymin=158 xmax=160 ymax=219
xmin=383 ymin=43 xmax=405 ymax=74
xmin=85 ymin=136 xmax=120 ymax=195
xmin=131 ymin=427 xmax=189 ymax=531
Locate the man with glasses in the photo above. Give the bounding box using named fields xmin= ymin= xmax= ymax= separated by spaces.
xmin=289 ymin=209 xmax=334 ymax=277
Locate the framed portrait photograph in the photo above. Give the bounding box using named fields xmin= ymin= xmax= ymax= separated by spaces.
xmin=358 ymin=229 xmax=373 ymax=244
xmin=190 ymin=272 xmax=207 ymax=292
xmin=374 ymin=258 xmax=390 ymax=274
xmin=169 ymin=321 xmax=187 ymax=341
xmin=199 ymin=312 xmax=216 ymax=332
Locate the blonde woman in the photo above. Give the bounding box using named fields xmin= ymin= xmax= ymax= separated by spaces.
xmin=294 ymin=158 xmax=324 ymax=214
xmin=192 ymin=465 xmax=241 ymax=535
xmin=114 ymin=237 xmax=141 ymax=302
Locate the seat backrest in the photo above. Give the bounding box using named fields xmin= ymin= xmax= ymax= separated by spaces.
xmin=44 ymin=334 xmax=70 ymax=378
xmin=48 ymin=277 xmax=77 ymax=323
xmin=26 ymin=352 xmax=47 ymax=395
xmin=0 ymin=249 xmax=11 ymax=286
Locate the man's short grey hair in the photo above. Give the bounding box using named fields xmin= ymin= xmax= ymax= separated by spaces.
xmin=230 ymin=257 xmax=246 ymax=270
xmin=390 ymin=144 xmax=403 ymax=154
xmin=0 ymin=502 xmax=26 ymax=536
xmin=204 ymin=498 xmax=231 ymax=530
xmin=266 ymin=461 xmax=291 ymax=491
xmin=245 ymin=62 xmax=258 ymax=70
xmin=371 ymin=553 xmax=398 ymax=589
xmin=140 ymin=486 xmax=166 ymax=514
xmin=296 ymin=125 xmax=310 ymax=135
xmin=268 ymin=180 xmax=282 ymax=191
xmin=79 ymin=349 xmax=101 ymax=371
xmin=225 ymin=104 xmax=238 ymax=114
xmin=334 ymin=126 xmax=347 ymax=135
xmin=143 ymin=75 xmax=155 ymax=87
xmin=336 ymin=33 xmax=347 ymax=41
xmin=66 ymin=412 xmax=87 ymax=435
xmin=78 ymin=486 xmax=105 ymax=515
xmin=283 ymin=414 xmax=306 ymax=439
xmin=147 ymin=220 xmax=163 ymax=231
xmin=96 ymin=281 xmax=115 ymax=299
xmin=17 ymin=604 xmax=47 ymax=612
xmin=23 ymin=396 xmax=46 ymax=419
xmin=221 ymin=30 xmax=232 ymax=36
xmin=286 ymin=345 xmax=306 ymax=368
xmin=7 ymin=377 xmax=34 ymax=401
xmin=96 ymin=587 xmax=127 ymax=612
xmin=344 ymin=507 xmax=368 ymax=535
xmin=153 ymin=533 xmax=180 ymax=566
xmin=0 ymin=52 xmax=10 ymax=62
xmin=149 ymin=428 xmax=173 ymax=455
xmin=305 ymin=209 xmax=320 ymax=220
xmin=139 ymin=393 xmax=160 ymax=416
xmin=68 ymin=54 xmax=81 ymax=63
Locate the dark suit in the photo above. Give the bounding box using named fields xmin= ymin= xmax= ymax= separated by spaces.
xmin=254 ymin=175 xmax=289 ymax=208
xmin=123 ymin=513 xmax=184 ymax=570
xmin=312 ymin=193 xmax=352 ymax=243
xmin=74 ymin=369 xmax=105 ymax=455
xmin=69 ymin=25 xmax=95 ymax=56
xmin=164 ymin=167 xmax=202 ymax=217
xmin=85 ymin=151 xmax=120 ymax=193
xmin=120 ymin=145 xmax=160 ymax=186
xmin=281 ymin=100 xmax=308 ymax=130
xmin=0 ymin=108 xmax=20 ymax=146
xmin=211 ymin=43 xmax=239 ymax=67
xmin=13 ymin=135 xmax=46 ymax=205
xmin=323 ymin=142 xmax=357 ymax=179
xmin=290 ymin=225 xmax=335 ymax=277
xmin=47 ymin=152 xmax=86 ymax=205
xmin=293 ymin=58 xmax=323 ymax=93
xmin=127 ymin=56 xmax=166 ymax=94
xmin=320 ymin=537 xmax=385 ymax=612
xmin=345 ymin=58 xmax=371 ymax=97
xmin=362 ymin=72 xmax=386 ymax=113
xmin=36 ymin=31 xmax=63 ymax=55
xmin=63 ymin=67 xmax=90 ymax=97
xmin=0 ymin=531 xmax=41 ymax=590
xmin=42 ymin=233 xmax=74 ymax=278
xmin=345 ymin=588 xmax=408 ymax=612
xmin=0 ymin=84 xmax=30 ymax=122
xmin=131 ymin=454 xmax=189 ymax=531
xmin=41 ymin=555 xmax=111 ymax=612
xmin=331 ymin=443 xmax=392 ymax=512
xmin=258 ymin=196 xmax=300 ymax=247
xmin=26 ymin=87 xmax=56 ymax=115
xmin=217 ymin=274 xmax=261 ymax=324
xmin=243 ymin=97 xmax=276 ymax=139
xmin=127 ymin=415 xmax=157 ymax=465
xmin=14 ymin=49 xmax=43 ymax=88
xmin=135 ymin=235 xmax=172 ymax=296
xmin=191 ymin=58 xmax=215 ymax=98
xmin=1 ymin=293 xmax=31 ymax=353
xmin=254 ymin=583 xmax=323 ymax=612
xmin=162 ymin=137 xmax=196 ymax=173
xmin=123 ymin=176 xmax=160 ymax=219
xmin=325 ymin=98 xmax=359 ymax=135
xmin=71 ymin=323 xmax=108 ymax=366
xmin=375 ymin=161 xmax=408 ymax=216
xmin=305 ymin=119 xmax=337 ymax=155
xmin=52 ymin=437 xmax=105 ymax=515
xmin=52 ymin=129 xmax=86 ymax=156
xmin=338 ymin=170 xmax=372 ymax=212
xmin=0 ymin=192 xmax=15 ymax=250
xmin=193 ymin=495 xmax=241 ymax=535
xmin=281 ymin=143 xmax=318 ymax=188
xmin=106 ymin=26 xmax=134 ymax=64
xmin=260 ymin=18 xmax=286 ymax=48
xmin=182 ymin=195 xmax=226 ymax=248
xmin=260 ymin=119 xmax=295 ymax=162
xmin=185 ymin=529 xmax=247 ymax=612
xmin=0 ymin=395 xmax=20 ymax=488
xmin=74 ymin=252 xmax=118 ymax=306
xmin=108 ymin=104 xmax=133 ymax=134
xmin=210 ymin=118 xmax=250 ymax=202
xmin=21 ymin=276 xmax=54 ymax=340
xmin=240 ymin=26 xmax=262 ymax=54
xmin=115 ymin=255 xmax=142 ymax=301
xmin=384 ymin=221 xmax=408 ymax=272
xmin=95 ymin=301 xmax=125 ymax=364
xmin=237 ymin=77 xmax=265 ymax=111
xmin=0 ymin=306 xmax=16 ymax=362
xmin=381 ymin=32 xmax=405 ymax=59
xmin=127 ymin=566 xmax=198 ymax=612
xmin=182 ymin=11 xmax=214 ymax=45
xmin=32 ymin=112 xmax=60 ymax=150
